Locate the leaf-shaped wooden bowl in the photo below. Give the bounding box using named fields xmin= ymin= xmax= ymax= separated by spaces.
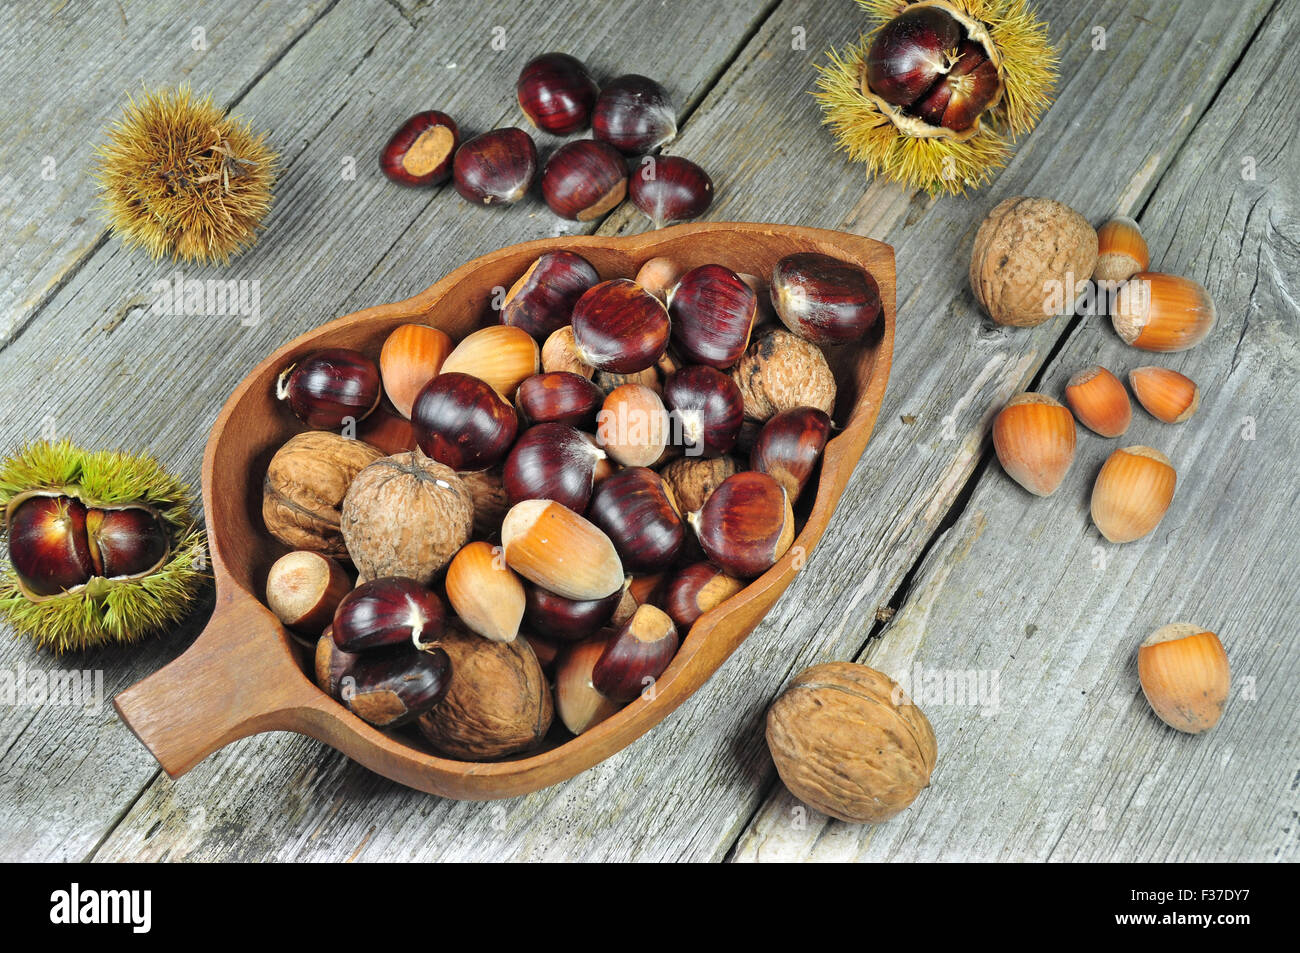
xmin=114 ymin=222 xmax=894 ymax=799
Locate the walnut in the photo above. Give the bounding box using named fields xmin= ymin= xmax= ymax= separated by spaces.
xmin=458 ymin=466 xmax=508 ymax=538
xmin=766 ymin=662 xmax=937 ymax=824
xmin=969 ymin=196 xmax=1098 ymax=327
xmin=263 ymin=431 xmax=383 ymax=557
xmin=417 ymin=624 xmax=553 ymax=760
xmin=659 ymin=456 xmax=737 ymax=515
xmin=340 ymin=451 xmax=473 ymax=584
xmin=731 ymin=329 xmax=836 ymax=422
xmin=594 ymin=366 xmax=660 ymax=396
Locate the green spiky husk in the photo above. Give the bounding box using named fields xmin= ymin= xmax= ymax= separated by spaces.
xmin=815 ymin=0 xmax=1058 ymax=196
xmin=0 ymin=440 xmax=208 ymax=654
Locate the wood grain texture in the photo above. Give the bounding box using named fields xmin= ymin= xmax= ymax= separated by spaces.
xmin=732 ymin=0 xmax=1299 ymax=862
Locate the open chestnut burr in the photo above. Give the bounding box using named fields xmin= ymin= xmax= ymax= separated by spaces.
xmin=411 ymin=372 xmax=519 ymax=471
xmin=571 ymin=279 xmax=671 ymax=373
xmin=503 ymin=421 xmax=607 ymax=512
xmin=331 ymin=576 xmax=446 ymax=653
xmin=770 ymin=252 xmax=882 ymax=345
xmin=276 ymin=348 xmax=381 ymax=428
xmin=592 ymin=604 xmax=680 ymax=702
xmin=587 ymin=467 xmax=684 ymax=574
xmin=501 ymin=251 xmax=600 ymax=340
xmin=516 ymin=52 xmax=600 ymax=135
xmin=663 ymin=365 xmax=744 ymax=459
xmin=452 ymin=128 xmax=538 ymax=206
xmin=629 ymin=155 xmax=713 ymax=229
xmin=668 ymin=264 xmax=756 ymax=368
xmin=541 ymin=139 xmax=629 ymax=221
xmin=380 ymin=111 xmax=459 ymax=186
xmin=592 ymin=74 xmax=677 ymax=154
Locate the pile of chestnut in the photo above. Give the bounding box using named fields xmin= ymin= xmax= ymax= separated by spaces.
xmin=267 ymin=246 xmax=882 ymax=749
xmin=379 ymin=51 xmax=713 ymax=228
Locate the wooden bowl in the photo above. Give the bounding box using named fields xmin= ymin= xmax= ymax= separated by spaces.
xmin=114 ymin=222 xmax=894 ymax=799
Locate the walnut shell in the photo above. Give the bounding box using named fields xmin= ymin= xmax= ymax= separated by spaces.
xmin=731 ymin=329 xmax=836 ymax=422
xmin=417 ymin=624 xmax=553 ymax=759
xmin=659 ymin=456 xmax=737 ymax=515
xmin=263 ymin=431 xmax=384 ymax=557
xmin=458 ymin=466 xmax=508 ymax=538
xmin=766 ymin=662 xmax=937 ymax=824
xmin=970 ymin=196 xmax=1098 ymax=328
xmin=340 ymin=451 xmax=473 ymax=584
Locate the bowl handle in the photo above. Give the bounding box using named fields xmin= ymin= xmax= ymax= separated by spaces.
xmin=113 ymin=586 xmax=325 ymax=778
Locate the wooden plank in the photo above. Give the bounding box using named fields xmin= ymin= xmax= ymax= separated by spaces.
xmin=86 ymin=0 xmax=1275 ymax=861
xmin=0 ymin=0 xmax=337 ymax=346
xmin=0 ymin=0 xmax=776 ymax=860
xmin=731 ymin=0 xmax=1299 ymax=861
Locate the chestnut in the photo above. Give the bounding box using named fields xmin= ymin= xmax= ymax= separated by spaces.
xmin=628 ymin=155 xmax=713 ymax=229
xmin=863 ymin=4 xmax=963 ymax=107
xmin=516 ymin=52 xmax=599 ymax=135
xmin=503 ymin=422 xmax=607 ymax=512
xmin=596 ymin=382 xmax=669 ymax=467
xmin=276 ymin=348 xmax=382 ymax=428
xmin=515 ymin=371 xmax=604 ymax=430
xmin=664 ymin=561 xmax=744 ymax=629
xmin=521 ymin=632 xmax=560 ymax=673
xmin=668 ymin=264 xmax=756 ymax=368
xmin=6 ymin=494 xmax=94 ymax=596
xmin=379 ymin=110 xmax=459 ymax=186
xmin=587 ymin=467 xmax=684 ymax=574
xmin=571 ymin=279 xmax=670 ymax=373
xmin=592 ymin=74 xmax=676 ymax=154
xmin=87 ymin=505 xmax=170 ymax=578
xmin=750 ymin=407 xmax=832 ymax=502
xmin=523 ymin=581 xmax=623 ymax=642
xmin=315 ymin=635 xmax=451 ymax=728
xmin=501 ymin=250 xmax=600 ymax=340
xmin=541 ymin=139 xmax=629 ymax=221
xmin=687 ymin=471 xmax=794 ymax=579
xmin=592 ymin=604 xmax=679 ymax=702
xmin=663 ymin=365 xmax=744 ymax=459
xmin=452 ymin=127 xmax=537 ymax=206
xmin=332 ymin=576 xmax=446 ymax=653
xmin=411 ymin=372 xmax=519 ymax=471
xmin=770 ymin=252 xmax=882 ymax=345
xmin=910 ymin=40 xmax=1000 ymax=132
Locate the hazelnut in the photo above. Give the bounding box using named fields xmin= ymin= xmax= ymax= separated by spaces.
xmin=766 ymin=662 xmax=937 ymax=823
xmin=262 ymin=431 xmax=384 ymax=557
xmin=340 ymin=451 xmax=473 ymax=584
xmin=730 ymin=329 xmax=836 ymax=422
xmin=969 ymin=196 xmax=1098 ymax=327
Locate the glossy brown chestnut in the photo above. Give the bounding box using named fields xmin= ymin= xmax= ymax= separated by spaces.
xmin=664 ymin=561 xmax=744 ymax=629
xmin=770 ymin=252 xmax=882 ymax=345
xmin=315 ymin=636 xmax=451 ymax=728
xmin=276 ymin=348 xmax=382 ymax=428
xmin=863 ymin=4 xmax=963 ymax=106
xmin=541 ymin=139 xmax=629 ymax=221
xmin=86 ymin=505 xmax=170 ymax=579
xmin=592 ymin=604 xmax=679 ymax=702
xmin=592 ymin=74 xmax=676 ymax=154
xmin=628 ymin=155 xmax=713 ymax=229
xmin=411 ymin=372 xmax=519 ymax=471
xmin=688 ymin=471 xmax=794 ymax=579
xmin=521 ymin=632 xmax=560 ymax=673
xmin=515 ymin=371 xmax=604 ymax=430
xmin=516 ymin=52 xmax=599 ymax=135
xmin=452 ymin=127 xmax=537 ymax=206
xmin=587 ymin=467 xmax=684 ymax=574
xmin=503 ymin=422 xmax=607 ymax=512
xmin=501 ymin=250 xmax=600 ymax=340
xmin=668 ymin=264 xmax=756 ymax=368
xmin=6 ymin=495 xmax=94 ymax=596
xmin=911 ymin=40 xmax=1000 ymax=132
xmin=750 ymin=406 xmax=832 ymax=502
xmin=523 ymin=582 xmax=624 ymax=642
xmin=663 ymin=365 xmax=744 ymax=459
xmin=332 ymin=576 xmax=446 ymax=653
xmin=571 ymin=278 xmax=671 ymax=373
xmin=379 ymin=110 xmax=459 ymax=186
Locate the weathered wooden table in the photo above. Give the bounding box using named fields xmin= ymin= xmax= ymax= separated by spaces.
xmin=1 ymin=0 xmax=1295 ymax=862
